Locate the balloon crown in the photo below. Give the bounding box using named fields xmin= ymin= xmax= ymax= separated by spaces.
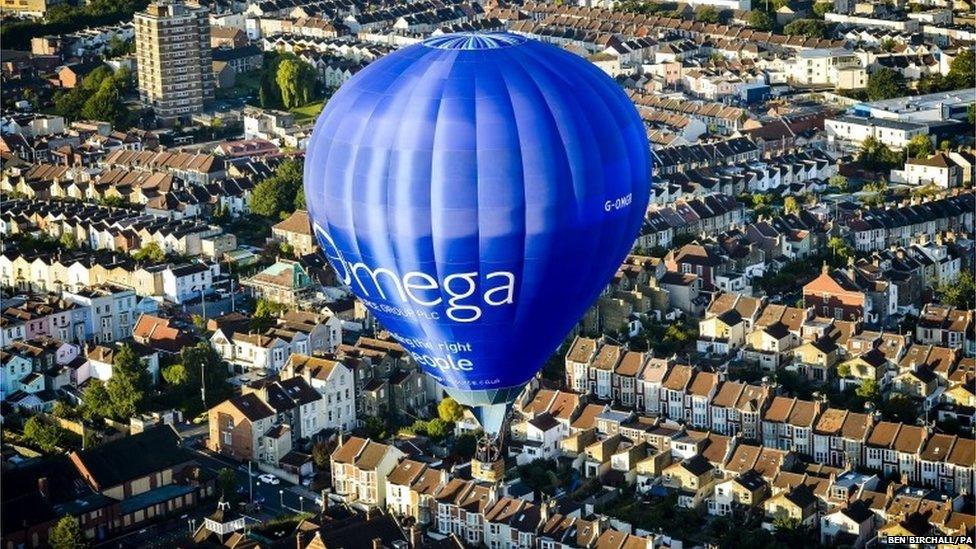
xmin=422 ymin=32 xmax=528 ymax=50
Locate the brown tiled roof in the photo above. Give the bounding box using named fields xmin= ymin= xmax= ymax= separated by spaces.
xmin=355 ymin=440 xmax=391 ymax=470
xmin=754 ymin=447 xmax=789 ymax=479
xmin=331 ymin=436 xmax=368 ymax=464
xmin=763 ymin=396 xmax=795 ymax=423
xmin=788 ymin=399 xmax=818 ymax=427
xmin=615 ymin=351 xmax=644 ymax=377
xmin=893 ymin=425 xmax=927 ymax=454
xmin=387 ymin=459 xmax=426 ymax=486
xmin=947 ymin=437 xmax=974 ymax=467
xmin=711 ymin=381 xmax=745 ymax=408
xmin=866 ymin=421 xmax=900 ymax=448
xmin=724 ymin=443 xmax=761 ymax=474
xmin=814 ymin=408 xmax=847 ymax=435
xmin=592 ymin=344 xmax=622 ymax=371
xmin=662 ymin=364 xmax=694 ymax=391
xmin=920 ymin=433 xmax=955 ymax=462
xmin=273 ymin=209 xmax=312 ymax=236
xmin=840 ymin=412 xmax=871 ymax=440
xmin=225 ymin=393 xmax=275 ymax=422
xmin=687 ymin=371 xmax=718 ymax=397
xmin=571 ymin=404 xmax=605 ymax=431
xmin=524 ymin=389 xmax=557 ymax=416
xmin=567 ymin=337 xmax=597 ymax=363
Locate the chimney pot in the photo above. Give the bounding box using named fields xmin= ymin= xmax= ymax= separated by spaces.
xmin=371 ymin=538 xmax=383 ymax=549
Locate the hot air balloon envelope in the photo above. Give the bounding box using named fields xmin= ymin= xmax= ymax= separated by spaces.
xmin=305 ymin=32 xmax=651 ymax=433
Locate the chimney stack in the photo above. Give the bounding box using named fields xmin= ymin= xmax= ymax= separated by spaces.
xmin=409 ymin=526 xmax=422 ymax=548
xmin=371 ymin=538 xmax=383 ymax=549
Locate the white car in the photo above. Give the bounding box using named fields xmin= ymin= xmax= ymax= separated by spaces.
xmin=258 ymin=474 xmax=280 ymax=485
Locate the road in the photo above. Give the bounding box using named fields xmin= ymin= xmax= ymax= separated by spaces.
xmin=188 ymin=448 xmax=320 ymax=517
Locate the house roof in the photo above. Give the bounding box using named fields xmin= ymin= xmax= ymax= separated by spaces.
xmin=70 ymin=427 xmax=192 ymax=490
xmin=226 ymin=392 xmax=275 ymax=422
xmin=273 ymin=209 xmax=312 ymax=236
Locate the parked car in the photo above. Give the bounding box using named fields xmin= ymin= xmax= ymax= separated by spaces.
xmin=258 ymin=473 xmax=280 ymax=485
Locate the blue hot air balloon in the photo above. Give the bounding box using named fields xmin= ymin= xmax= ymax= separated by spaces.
xmin=305 ymin=32 xmax=651 ymax=438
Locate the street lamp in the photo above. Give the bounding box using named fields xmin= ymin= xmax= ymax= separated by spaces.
xmin=279 ymin=489 xmax=284 ymax=508
xmin=299 ymin=496 xmax=304 ymax=512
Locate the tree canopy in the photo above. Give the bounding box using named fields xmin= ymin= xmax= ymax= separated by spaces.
xmin=132 ymin=241 xmax=166 ymax=263
xmin=867 ymin=68 xmax=907 ymax=101
xmin=857 ymin=136 xmax=902 ymax=171
xmin=437 ymin=397 xmax=465 ymax=423
xmin=250 ymin=158 xmax=304 ymax=218
xmin=746 ymin=10 xmax=774 ymax=31
xmin=50 ymin=516 xmax=87 ymax=549
xmin=54 ymin=66 xmax=133 ymax=128
xmin=105 ymin=344 xmax=150 ymax=418
xmin=276 ymin=57 xmax=318 ymax=109
xmin=938 ymin=272 xmax=975 ymax=309
xmin=23 ymin=416 xmax=63 ymax=453
xmin=783 ymin=19 xmax=828 ymax=38
xmin=905 ymin=135 xmax=934 ymax=160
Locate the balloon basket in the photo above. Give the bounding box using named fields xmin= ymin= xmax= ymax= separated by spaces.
xmin=471 ymin=432 xmax=505 ymax=484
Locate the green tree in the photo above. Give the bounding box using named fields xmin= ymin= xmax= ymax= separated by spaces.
xmin=812 ymin=2 xmax=831 ymax=17
xmin=251 ymin=298 xmax=285 ymax=331
xmin=294 ymin=186 xmax=306 ymax=210
xmin=937 ymin=272 xmax=976 ymax=309
xmin=363 ymin=416 xmax=389 ymax=440
xmin=54 ymin=90 xmax=88 ymax=122
xmin=259 ymin=53 xmax=284 ymax=108
xmin=81 ymin=381 xmax=113 ymax=421
xmin=132 ymin=241 xmax=166 ymax=263
xmin=50 ymin=516 xmax=86 ymax=549
xmin=948 ymin=50 xmax=975 ymax=90
xmin=855 ymin=378 xmax=880 ymax=401
xmin=162 ymin=363 xmax=189 ymax=386
xmin=783 ymin=19 xmax=827 ymax=38
xmin=312 ymin=441 xmax=331 ymax=469
xmin=517 ymin=459 xmax=561 ymax=497
xmin=858 ymin=136 xmax=901 ymax=171
xmin=917 ymin=73 xmax=949 ymax=95
xmin=249 ymin=158 xmax=304 ymax=218
xmin=23 ymin=416 xmax=63 ymax=453
xmin=437 ymin=397 xmax=465 ymax=422
xmin=180 ymin=342 xmax=231 ymax=411
xmin=828 ymin=174 xmax=848 ymax=192
xmin=217 ymin=468 xmax=238 ymax=500
xmin=867 ymin=68 xmax=907 ymax=101
xmin=827 ymin=236 xmax=853 ymax=264
xmin=906 ymin=134 xmax=934 ymax=159
xmin=276 ymin=57 xmax=317 ymax=109
xmin=694 ymin=6 xmax=719 ymax=23
xmin=59 ymin=232 xmax=78 ymax=249
xmin=783 ymin=196 xmax=799 ymax=214
xmin=425 ymin=418 xmax=450 ymax=441
xmin=80 ymin=74 xmax=130 ymax=128
xmin=105 ymin=344 xmax=149 ymax=418
xmin=746 ymin=10 xmax=774 ymax=30
xmin=105 ymin=34 xmax=134 ymax=58
xmin=836 ymin=363 xmax=851 ymax=378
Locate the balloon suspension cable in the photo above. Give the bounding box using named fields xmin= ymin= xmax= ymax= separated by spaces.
xmin=475 ymin=429 xmax=505 ymax=464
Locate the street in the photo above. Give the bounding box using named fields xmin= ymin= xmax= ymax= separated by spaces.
xmin=189 ymin=447 xmax=320 ymax=517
